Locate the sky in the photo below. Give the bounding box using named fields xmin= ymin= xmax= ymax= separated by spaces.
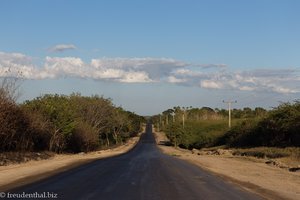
xmin=0 ymin=0 xmax=300 ymax=115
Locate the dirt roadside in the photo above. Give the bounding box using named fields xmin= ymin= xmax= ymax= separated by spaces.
xmin=0 ymin=132 xmax=143 ymax=192
xmin=154 ymin=130 xmax=300 ymax=200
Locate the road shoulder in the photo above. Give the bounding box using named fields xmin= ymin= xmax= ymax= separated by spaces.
xmin=153 ymin=130 xmax=300 ymax=200
xmin=0 ymin=133 xmax=142 ymax=192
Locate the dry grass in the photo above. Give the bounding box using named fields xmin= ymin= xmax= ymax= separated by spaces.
xmin=232 ymin=147 xmax=300 ymax=160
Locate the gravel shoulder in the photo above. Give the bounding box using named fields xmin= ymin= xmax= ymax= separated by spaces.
xmin=0 ymin=133 xmax=142 ymax=192
xmin=154 ymin=130 xmax=300 ymax=200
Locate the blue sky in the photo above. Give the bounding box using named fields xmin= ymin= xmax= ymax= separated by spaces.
xmin=1 ymin=0 xmax=300 ymax=115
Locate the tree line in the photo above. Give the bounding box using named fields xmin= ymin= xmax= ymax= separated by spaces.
xmin=0 ymin=78 xmax=144 ymax=153
xmin=152 ymin=103 xmax=299 ymax=149
xmin=218 ymin=102 xmax=300 ymax=147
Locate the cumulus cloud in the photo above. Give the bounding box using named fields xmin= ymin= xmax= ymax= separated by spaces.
xmin=0 ymin=51 xmax=37 ymax=78
xmin=90 ymin=57 xmax=186 ymax=81
xmin=49 ymin=44 xmax=77 ymax=52
xmin=44 ymin=56 xmax=86 ymax=78
xmin=170 ymin=66 xmax=300 ymax=94
xmin=0 ymin=51 xmax=299 ymax=94
xmin=200 ymin=80 xmax=223 ymax=89
xmin=0 ymin=53 xmax=184 ymax=83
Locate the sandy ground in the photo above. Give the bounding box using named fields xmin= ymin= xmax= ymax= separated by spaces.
xmin=154 ymin=130 xmax=300 ymax=200
xmin=0 ymin=132 xmax=142 ymax=192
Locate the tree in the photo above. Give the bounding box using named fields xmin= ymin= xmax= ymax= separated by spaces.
xmin=111 ymin=108 xmax=128 ymax=144
xmin=0 ymin=76 xmax=35 ymax=151
xmin=23 ymin=94 xmax=76 ymax=152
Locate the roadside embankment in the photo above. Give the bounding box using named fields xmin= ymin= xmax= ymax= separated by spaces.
xmin=154 ymin=130 xmax=300 ymax=200
xmin=0 ymin=131 xmax=143 ymax=192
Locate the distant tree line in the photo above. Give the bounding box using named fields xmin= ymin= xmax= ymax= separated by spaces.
xmin=153 ymin=103 xmax=299 ymax=149
xmin=153 ymin=106 xmax=267 ymax=126
xmin=0 ymin=78 xmax=144 ymax=153
xmin=218 ymin=102 xmax=300 ymax=147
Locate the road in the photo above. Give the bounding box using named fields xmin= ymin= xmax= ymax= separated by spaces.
xmin=11 ymin=123 xmax=261 ymax=200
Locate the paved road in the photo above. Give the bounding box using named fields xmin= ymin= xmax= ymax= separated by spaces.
xmin=12 ymin=123 xmax=261 ymax=200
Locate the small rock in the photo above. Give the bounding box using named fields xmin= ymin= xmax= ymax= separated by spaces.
xmin=216 ymin=149 xmax=233 ymax=156
xmin=191 ymin=148 xmax=200 ymax=154
xmin=265 ymin=160 xmax=276 ymax=165
xmin=275 ymin=161 xmax=288 ymax=169
xmin=289 ymin=167 xmax=300 ymax=172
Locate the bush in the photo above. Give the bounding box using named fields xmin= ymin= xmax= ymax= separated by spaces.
xmin=21 ymin=94 xmax=144 ymax=153
xmin=0 ymin=91 xmax=144 ymax=154
xmin=69 ymin=122 xmax=99 ymax=152
xmin=163 ymin=120 xmax=228 ymax=149
xmin=219 ymin=101 xmax=300 ymax=148
xmin=0 ymin=93 xmax=33 ymax=151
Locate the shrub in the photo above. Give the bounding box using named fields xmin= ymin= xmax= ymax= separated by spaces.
xmin=220 ymin=101 xmax=300 ymax=148
xmin=0 ymin=91 xmax=33 ymax=151
xmin=69 ymin=122 xmax=99 ymax=152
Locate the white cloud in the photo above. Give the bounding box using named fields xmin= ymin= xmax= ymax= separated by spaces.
xmin=239 ymin=86 xmax=255 ymax=91
xmin=171 ymin=66 xmax=300 ymax=94
xmin=1 ymin=51 xmax=299 ymax=94
xmin=45 ymin=56 xmax=86 ymax=78
xmin=0 ymin=52 xmax=32 ymax=64
xmin=120 ymin=71 xmax=152 ymax=83
xmin=91 ymin=57 xmax=186 ymax=81
xmin=49 ymin=44 xmax=77 ymax=52
xmin=167 ymin=76 xmax=187 ymax=83
xmin=201 ymin=80 xmax=223 ymax=89
xmin=173 ymin=69 xmax=204 ymax=77
xmin=272 ymin=87 xmax=297 ymax=94
xmin=0 ymin=51 xmax=36 ymax=78
xmin=93 ymin=69 xmax=124 ymax=79
xmin=0 ymin=54 xmax=160 ymax=83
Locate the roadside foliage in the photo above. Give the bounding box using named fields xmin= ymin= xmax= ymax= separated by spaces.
xmin=220 ymin=101 xmax=300 ymax=147
xmin=153 ymin=103 xmax=300 ymax=149
xmin=0 ymin=83 xmax=144 ymax=153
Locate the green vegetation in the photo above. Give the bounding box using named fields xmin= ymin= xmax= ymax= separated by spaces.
xmin=0 ymin=78 xmax=144 ymax=153
xmin=153 ymin=102 xmax=300 ymax=150
xmin=152 ymin=107 xmax=232 ymax=149
xmin=164 ymin=120 xmax=228 ymax=149
xmin=219 ymin=101 xmax=300 ymax=148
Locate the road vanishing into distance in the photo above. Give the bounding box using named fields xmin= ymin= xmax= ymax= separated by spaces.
xmin=12 ymin=123 xmax=261 ymax=200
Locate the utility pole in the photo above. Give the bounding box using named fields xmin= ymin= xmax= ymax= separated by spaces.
xmin=223 ymin=100 xmax=237 ymax=128
xmin=182 ymin=108 xmax=186 ymax=129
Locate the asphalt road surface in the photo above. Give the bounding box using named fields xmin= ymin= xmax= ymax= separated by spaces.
xmin=12 ymin=123 xmax=262 ymax=200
